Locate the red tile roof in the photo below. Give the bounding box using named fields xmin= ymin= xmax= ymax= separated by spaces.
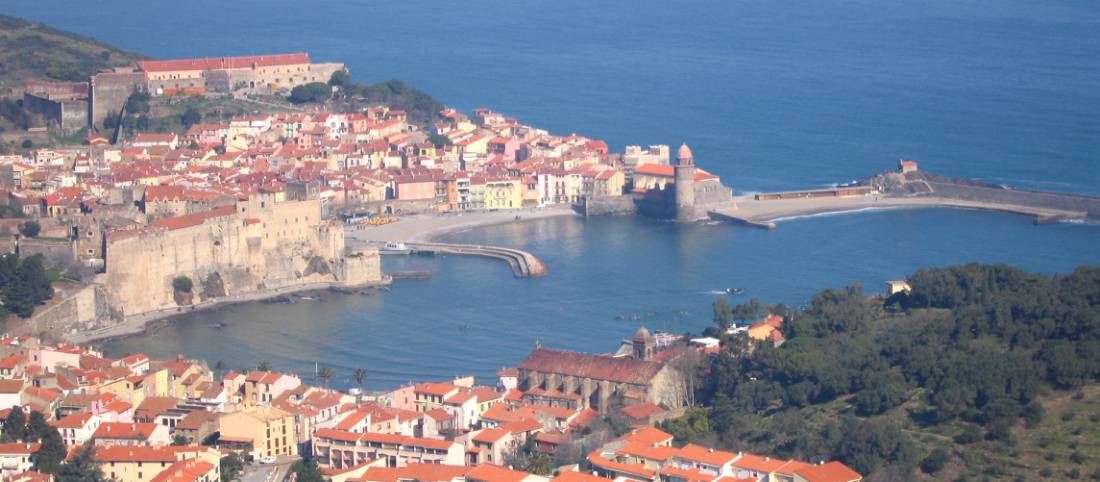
xmin=151 ymin=205 xmax=236 ymax=231
xmin=518 ymin=348 xmax=663 ymax=385
xmin=149 ymin=458 xmax=216 ymax=482
xmin=795 ymin=462 xmax=862 ymax=482
xmin=139 ymin=53 xmax=311 ymax=73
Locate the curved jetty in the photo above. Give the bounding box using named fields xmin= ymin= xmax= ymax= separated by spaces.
xmin=406 ymin=242 xmax=546 ymax=278
xmin=710 ymin=172 xmax=1097 ymax=229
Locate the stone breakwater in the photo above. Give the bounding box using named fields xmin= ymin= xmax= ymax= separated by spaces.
xmin=710 ymin=172 xmax=1098 ymax=229
xmin=405 ymin=242 xmax=547 ymax=278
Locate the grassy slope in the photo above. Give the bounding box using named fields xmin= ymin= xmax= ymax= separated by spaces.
xmin=0 ymin=15 xmax=145 ymax=88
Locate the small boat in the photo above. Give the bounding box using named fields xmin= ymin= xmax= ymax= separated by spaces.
xmin=380 ymin=241 xmax=412 ymax=255
xmin=727 ymin=287 xmax=746 ymax=295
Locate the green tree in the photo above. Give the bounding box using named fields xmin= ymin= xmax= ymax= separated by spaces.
xmin=288 ymin=82 xmax=332 ymax=104
xmin=125 ymin=90 xmax=151 ymax=114
xmin=713 ymin=297 xmax=733 ymax=327
xmin=350 ymin=368 xmax=368 ymax=392
xmin=181 ymin=107 xmax=202 ymax=128
xmin=2 ymin=255 xmax=54 ymax=318
xmin=172 ymin=434 xmax=188 ymax=446
xmin=318 ymin=366 xmax=334 ymax=389
xmin=34 ymin=429 xmax=67 ymax=474
xmin=56 ymin=444 xmax=109 ymax=482
xmin=427 ymin=133 xmax=452 ymax=148
xmin=214 ymin=360 xmax=227 ymax=379
xmin=23 ymin=410 xmax=50 ymax=441
xmin=220 ymin=454 xmax=244 ymax=482
xmin=256 ymin=361 xmax=272 ymax=372
xmin=1 ymin=407 xmax=25 ymax=442
xmin=291 ymin=458 xmax=326 ymax=482
xmin=17 ymin=220 xmax=39 ymax=238
xmin=328 ymin=70 xmax=351 ymax=88
xmin=920 ymin=447 xmax=950 ymax=474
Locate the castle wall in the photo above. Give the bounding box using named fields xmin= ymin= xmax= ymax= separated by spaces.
xmin=90 ymin=72 xmax=146 ymax=128
xmin=104 ymin=198 xmax=363 ymax=317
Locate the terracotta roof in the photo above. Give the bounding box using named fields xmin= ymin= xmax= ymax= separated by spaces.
xmin=0 ymin=379 xmax=24 ymax=394
xmin=795 ymin=462 xmax=862 ymax=482
xmin=620 ymin=403 xmax=666 ymax=420
xmin=0 ymin=442 xmax=41 ymax=455
xmin=92 ymin=422 xmax=158 ymax=441
xmin=139 ymin=53 xmax=310 ymax=73
xmin=619 ymin=426 xmax=673 ymax=446
xmin=472 ymin=428 xmax=509 ymax=444
xmin=357 ymin=463 xmax=470 ymax=482
xmin=466 ymin=464 xmax=532 ymax=482
xmin=674 ymin=444 xmax=739 ymax=467
xmin=151 ymin=205 xmax=236 ymax=231
xmin=149 ymin=458 xmax=216 ymax=482
xmin=91 ymin=445 xmax=203 ymax=462
xmin=518 ymin=348 xmax=663 ymax=385
xmin=731 ymin=453 xmax=787 ymax=473
xmin=51 ymin=412 xmax=93 ymax=429
xmin=176 ymin=411 xmax=221 ymax=431
xmin=586 ymin=452 xmax=656 ymax=479
xmin=659 ymin=465 xmax=717 ymax=482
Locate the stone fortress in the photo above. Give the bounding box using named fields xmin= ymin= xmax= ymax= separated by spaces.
xmin=23 ymin=53 xmax=345 ymax=133
xmin=103 ymin=190 xmax=381 ymax=318
xmin=21 ymin=187 xmax=382 ymax=338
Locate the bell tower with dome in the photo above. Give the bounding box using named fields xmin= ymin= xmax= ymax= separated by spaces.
xmin=674 ymin=143 xmax=696 ymax=222
xmin=633 ymin=326 xmax=656 ymax=361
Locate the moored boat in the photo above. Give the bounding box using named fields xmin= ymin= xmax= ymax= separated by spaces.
xmin=380 ymin=241 xmax=412 ymax=255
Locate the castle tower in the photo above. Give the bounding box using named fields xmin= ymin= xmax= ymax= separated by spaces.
xmin=633 ymin=326 xmax=656 ymax=361
xmin=674 ymin=143 xmax=696 ymax=222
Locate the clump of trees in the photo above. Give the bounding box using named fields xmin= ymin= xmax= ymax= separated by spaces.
xmin=1 ymin=408 xmax=68 ymax=474
xmin=18 ymin=220 xmax=40 ymax=237
xmin=664 ymin=264 xmax=1100 ymax=479
xmin=288 ymin=82 xmax=332 ymax=104
xmin=0 ymin=253 xmax=54 ymax=318
xmin=328 ymin=72 xmax=444 ymax=127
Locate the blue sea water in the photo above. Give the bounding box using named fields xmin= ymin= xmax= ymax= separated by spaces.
xmin=5 ymin=0 xmax=1099 ymax=388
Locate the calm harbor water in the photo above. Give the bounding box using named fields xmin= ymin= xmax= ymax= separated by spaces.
xmin=5 ymin=0 xmax=1099 ymax=388
xmin=98 ymin=211 xmax=1099 ymax=390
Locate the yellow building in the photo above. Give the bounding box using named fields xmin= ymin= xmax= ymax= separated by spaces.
xmin=485 ymin=179 xmax=522 ymax=210
xmin=218 ymin=405 xmax=298 ymax=459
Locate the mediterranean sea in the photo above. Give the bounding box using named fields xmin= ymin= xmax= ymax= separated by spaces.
xmin=5 ymin=0 xmax=1099 ymax=389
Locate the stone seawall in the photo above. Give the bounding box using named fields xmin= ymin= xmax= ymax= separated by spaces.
xmin=579 ymin=195 xmax=637 ymax=216
xmin=925 ymin=182 xmax=1100 ymax=219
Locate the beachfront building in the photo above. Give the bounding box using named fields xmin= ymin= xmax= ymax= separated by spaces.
xmin=217 ymin=405 xmax=298 ymax=459
xmin=311 ymin=429 xmax=464 ymax=469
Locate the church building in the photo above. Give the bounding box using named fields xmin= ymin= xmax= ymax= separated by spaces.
xmin=516 ymin=328 xmax=686 ymax=412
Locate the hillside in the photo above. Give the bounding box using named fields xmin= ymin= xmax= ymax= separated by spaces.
xmin=662 ymin=264 xmax=1100 ymax=481
xmin=0 ymin=15 xmax=144 ymax=88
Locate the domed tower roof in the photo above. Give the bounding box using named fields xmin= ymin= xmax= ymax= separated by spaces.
xmin=633 ymin=326 xmax=653 ymax=342
xmin=676 ymin=143 xmax=694 ymax=162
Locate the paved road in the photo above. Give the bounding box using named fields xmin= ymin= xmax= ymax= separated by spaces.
xmin=240 ymin=457 xmax=298 ymax=482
